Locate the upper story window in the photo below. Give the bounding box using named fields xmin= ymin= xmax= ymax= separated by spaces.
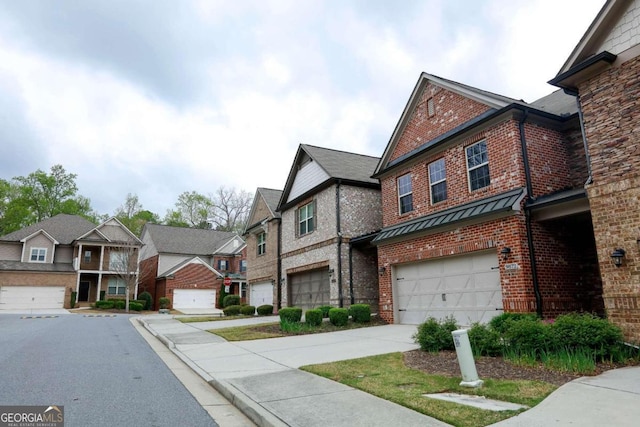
xmin=428 ymin=158 xmax=447 ymax=204
xmin=240 ymin=259 xmax=247 ymax=272
xmin=218 ymin=260 xmax=228 ymax=271
xmin=397 ymin=173 xmax=413 ymax=214
xmin=109 ymin=251 xmax=128 ymax=271
xmin=30 ymin=248 xmax=47 ymax=263
xmin=466 ymin=140 xmax=491 ymax=191
xmin=84 ymin=250 xmax=92 ymax=263
xmin=298 ymin=201 xmax=315 ymax=236
xmin=257 ymin=232 xmax=266 ymax=256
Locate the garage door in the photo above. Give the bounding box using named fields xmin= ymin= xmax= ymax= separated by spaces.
xmin=289 ymin=268 xmax=330 ymax=310
xmin=250 ymin=282 xmax=273 ymax=307
xmin=173 ymin=289 xmax=216 ymax=309
xmin=395 ymin=251 xmax=502 ymax=325
xmin=0 ymin=286 xmax=65 ymax=310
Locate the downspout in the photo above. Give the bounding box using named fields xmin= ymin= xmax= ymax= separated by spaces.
xmin=518 ymin=110 xmax=543 ymax=317
xmin=348 ymin=242 xmax=355 ymax=305
xmin=573 ymin=91 xmax=593 ymax=186
xmin=336 ymin=181 xmax=343 ymax=307
xmin=277 ymin=218 xmax=282 ymax=310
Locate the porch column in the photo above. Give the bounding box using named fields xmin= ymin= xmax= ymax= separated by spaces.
xmin=97 ymin=245 xmax=105 ymax=301
xmin=75 ymin=243 xmax=83 ymax=300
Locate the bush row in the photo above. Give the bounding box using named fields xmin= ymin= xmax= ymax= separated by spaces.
xmin=94 ymin=299 xmax=144 ymax=311
xmin=413 ymin=312 xmax=627 ymax=362
xmin=277 ymin=304 xmax=372 ymax=328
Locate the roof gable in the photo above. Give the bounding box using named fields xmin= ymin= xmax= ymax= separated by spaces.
xmin=20 ymin=229 xmax=59 ymax=245
xmin=158 ymin=256 xmax=222 ymax=278
xmin=374 ymin=73 xmax=522 ymax=177
xmin=278 ymin=144 xmax=380 ymax=211
xmin=557 ymin=0 xmax=636 ymax=75
xmin=215 ymin=235 xmax=247 ymax=255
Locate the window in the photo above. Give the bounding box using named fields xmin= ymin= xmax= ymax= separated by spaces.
xmin=298 ymin=201 xmax=314 ymax=236
xmin=218 ymin=260 xmax=228 ymax=271
xmin=30 ymin=248 xmax=47 ymax=263
xmin=241 ymin=284 xmax=247 ymax=298
xmin=84 ymin=250 xmax=92 ymax=263
xmin=466 ymin=140 xmax=491 ymax=190
xmin=240 ymin=260 xmax=247 ymax=272
xmin=257 ymin=232 xmax=266 ymax=256
xmin=397 ymin=174 xmax=413 ymax=214
xmin=109 ymin=251 xmax=128 ymax=271
xmin=107 ymin=277 xmax=126 ymax=295
xmin=427 ymin=97 xmax=435 ymax=117
xmin=428 ymin=158 xmax=447 ymax=204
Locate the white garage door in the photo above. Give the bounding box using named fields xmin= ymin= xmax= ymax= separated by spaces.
xmin=0 ymin=286 xmax=65 ymax=310
xmin=394 ymin=250 xmax=502 ymax=325
xmin=250 ymin=282 xmax=273 ymax=307
xmin=173 ymin=289 xmax=216 ymax=309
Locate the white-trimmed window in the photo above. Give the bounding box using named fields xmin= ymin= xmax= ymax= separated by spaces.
xmin=428 ymin=158 xmax=447 ymax=204
xmin=240 ymin=260 xmax=247 ymax=272
xmin=218 ymin=260 xmax=228 ymax=271
xmin=298 ymin=201 xmax=315 ymax=236
xmin=107 ymin=277 xmax=126 ymax=295
xmin=84 ymin=250 xmax=92 ymax=263
xmin=257 ymin=232 xmax=266 ymax=256
xmin=466 ymin=140 xmax=491 ymax=191
xmin=397 ymin=173 xmax=413 ymax=214
xmin=30 ymin=248 xmax=47 ymax=263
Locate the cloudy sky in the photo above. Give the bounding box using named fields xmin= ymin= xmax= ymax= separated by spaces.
xmin=0 ymin=0 xmax=605 ymax=217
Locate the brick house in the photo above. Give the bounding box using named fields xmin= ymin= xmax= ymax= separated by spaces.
xmin=243 ymin=187 xmax=283 ymax=311
xmin=372 ymin=73 xmax=600 ymax=326
xmin=0 ymin=214 xmax=142 ymax=309
xmin=138 ymin=224 xmax=246 ymax=310
xmin=548 ymin=0 xmax=640 ymax=342
xmin=277 ymin=144 xmax=381 ymax=311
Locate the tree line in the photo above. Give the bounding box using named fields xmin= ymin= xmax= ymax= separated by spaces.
xmin=0 ymin=165 xmax=253 ymax=236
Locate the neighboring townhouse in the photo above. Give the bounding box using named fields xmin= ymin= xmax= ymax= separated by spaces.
xmin=548 ymin=0 xmax=640 ymax=342
xmin=138 ymin=223 xmax=246 ymax=310
xmin=372 ymin=72 xmax=599 ymax=326
xmin=277 ymin=144 xmax=382 ymax=311
xmin=243 ymin=187 xmax=283 ymax=311
xmin=0 ymin=214 xmax=142 ymax=309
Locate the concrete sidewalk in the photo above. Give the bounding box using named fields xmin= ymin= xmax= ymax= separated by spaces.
xmin=139 ymin=315 xmax=640 ymax=427
xmin=139 ymin=315 xmax=448 ymax=426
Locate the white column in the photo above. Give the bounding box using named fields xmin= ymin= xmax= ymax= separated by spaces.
xmin=97 ymin=245 xmax=105 ymax=301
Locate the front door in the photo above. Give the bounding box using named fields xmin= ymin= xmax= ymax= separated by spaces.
xmin=79 ymin=281 xmax=90 ymax=302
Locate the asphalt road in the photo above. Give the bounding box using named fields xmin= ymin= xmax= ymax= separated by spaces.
xmin=0 ymin=313 xmax=218 ymax=427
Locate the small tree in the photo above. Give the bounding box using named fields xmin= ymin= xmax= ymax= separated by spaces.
xmin=108 ymin=243 xmax=141 ymax=313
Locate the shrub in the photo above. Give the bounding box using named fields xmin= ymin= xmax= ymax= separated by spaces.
xmin=305 ymin=309 xmax=323 ymax=326
xmin=129 ymin=302 xmax=143 ymax=311
xmin=138 ymin=291 xmax=153 ymax=310
xmin=223 ymin=305 xmax=242 ymax=316
xmin=413 ymin=316 xmax=459 ymax=352
xmin=70 ymin=291 xmax=77 ymax=309
xmin=218 ymin=284 xmax=227 ymax=308
xmin=503 ymin=317 xmax=554 ymax=355
xmin=223 ymin=294 xmax=241 ymax=308
xmin=350 ymin=304 xmax=371 ymax=323
xmin=257 ymin=304 xmax=274 ymax=316
xmin=158 ymin=297 xmax=171 ymax=309
xmin=240 ymin=305 xmax=256 ymax=316
xmin=551 ymin=313 xmax=624 ymax=358
xmin=468 ymin=323 xmax=503 ymax=357
xmin=329 ymin=308 xmax=349 ymax=327
xmin=95 ymin=300 xmax=114 ymax=309
xmin=115 ymin=300 xmax=126 ymax=310
xmin=489 ymin=312 xmax=538 ymax=334
xmin=279 ymin=307 xmax=303 ymax=323
xmin=318 ymin=305 xmax=332 ymax=318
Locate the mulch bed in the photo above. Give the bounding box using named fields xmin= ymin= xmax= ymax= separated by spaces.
xmin=403 ymin=350 xmax=637 ymax=386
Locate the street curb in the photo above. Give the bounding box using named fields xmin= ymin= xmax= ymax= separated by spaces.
xmin=136 ymin=317 xmax=287 ymax=427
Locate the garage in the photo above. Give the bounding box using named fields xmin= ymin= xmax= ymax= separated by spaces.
xmin=172 ymin=289 xmax=216 ymax=309
xmin=289 ymin=268 xmax=330 ymax=310
xmin=250 ymin=282 xmax=273 ymax=307
xmin=0 ymin=286 xmax=65 ymax=310
xmin=394 ymin=250 xmax=502 ymax=325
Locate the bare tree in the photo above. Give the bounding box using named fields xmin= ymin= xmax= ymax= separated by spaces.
xmin=209 ymin=187 xmax=253 ymax=232
xmin=108 ymin=243 xmax=141 ymax=312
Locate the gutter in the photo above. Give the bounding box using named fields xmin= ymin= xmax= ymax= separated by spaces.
xmin=518 ymin=111 xmax=543 ymax=317
xmin=277 ymin=217 xmax=282 ymax=310
xmin=336 ymin=181 xmax=343 ymax=307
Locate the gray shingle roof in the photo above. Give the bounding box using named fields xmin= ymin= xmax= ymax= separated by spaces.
xmin=143 ymin=223 xmax=238 ymax=255
xmin=258 ymin=188 xmax=283 ymax=218
xmin=373 ymin=188 xmax=525 ymax=244
xmin=302 ymin=144 xmax=380 ymax=185
xmin=0 ymin=260 xmax=75 ymax=273
xmin=530 ymin=89 xmax=578 ymax=116
xmin=0 ymin=214 xmax=96 ymax=245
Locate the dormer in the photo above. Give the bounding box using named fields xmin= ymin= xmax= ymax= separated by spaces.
xmin=20 ymin=230 xmax=58 ymax=263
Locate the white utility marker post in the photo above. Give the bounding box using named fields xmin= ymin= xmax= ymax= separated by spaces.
xmin=452 ymin=329 xmax=483 ymax=388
